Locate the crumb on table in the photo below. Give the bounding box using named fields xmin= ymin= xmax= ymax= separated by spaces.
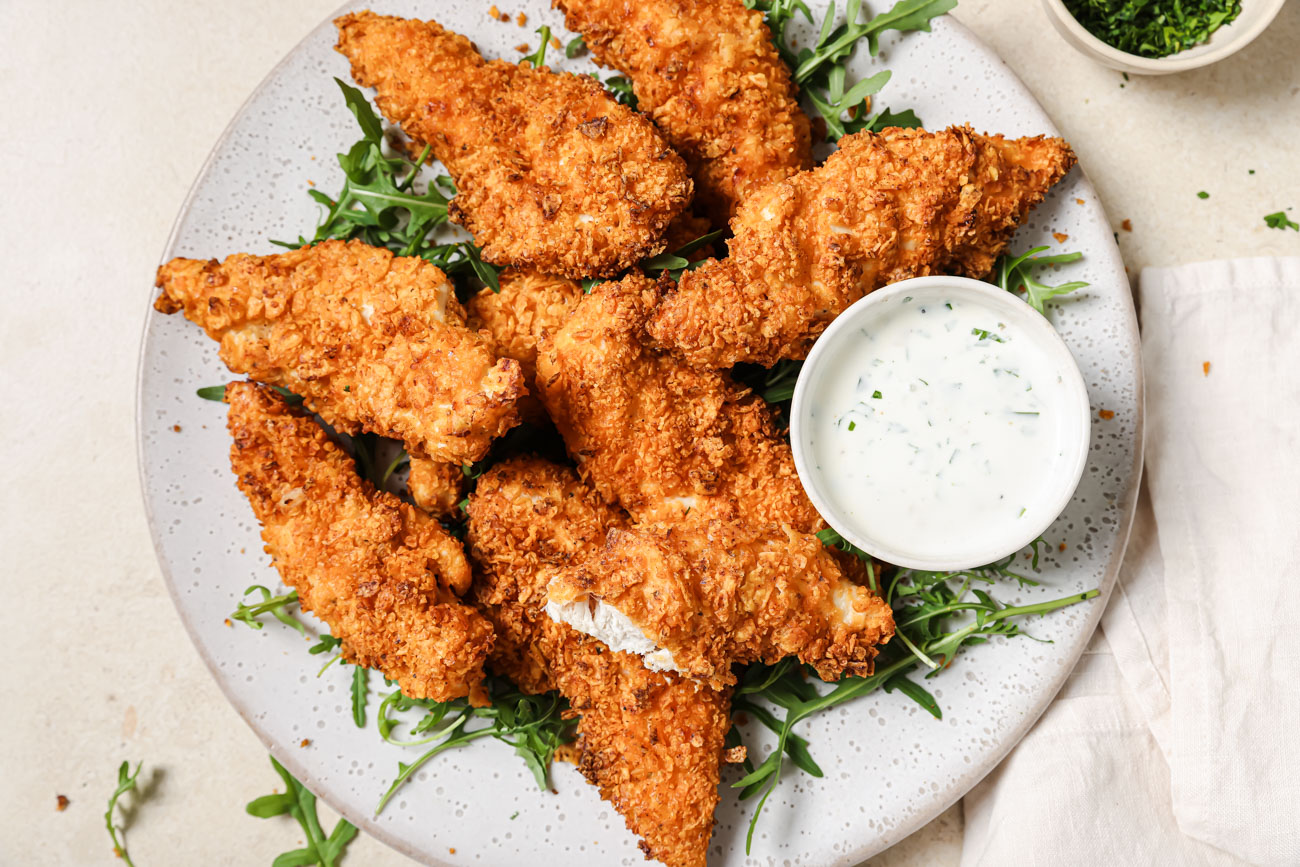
xmin=1099 ymin=409 xmax=1115 ymax=420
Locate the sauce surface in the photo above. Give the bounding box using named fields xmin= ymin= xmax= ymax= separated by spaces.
xmin=804 ymin=290 xmax=1076 ymax=562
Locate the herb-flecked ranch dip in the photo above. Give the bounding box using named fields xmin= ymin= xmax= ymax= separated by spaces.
xmin=805 ymin=293 xmax=1076 ymax=561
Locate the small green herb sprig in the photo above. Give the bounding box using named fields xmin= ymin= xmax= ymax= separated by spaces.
xmin=730 ymin=539 xmax=1097 ymax=850
xmin=994 ymin=246 xmax=1089 ymax=314
xmin=106 ymin=761 xmax=144 ymax=866
xmin=231 ymin=594 xmax=576 ymax=814
xmin=232 ymin=585 xmax=305 ymax=635
xmin=273 ymin=79 xmax=500 ymax=294
xmin=196 ymin=383 xmax=302 ymax=405
xmin=580 ymin=228 xmax=724 ymax=293
xmin=746 ymin=0 xmax=953 ymax=140
xmin=1264 ymin=211 xmax=1299 ymax=232
xmin=1062 ymin=0 xmax=1242 ymax=58
xmin=246 ymin=755 xmax=359 ymax=867
xmin=522 ymin=26 xmax=552 ymax=68
xmin=374 ymin=679 xmax=576 ymax=813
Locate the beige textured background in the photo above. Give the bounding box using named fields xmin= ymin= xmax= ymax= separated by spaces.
xmin=0 ymin=0 xmax=1295 ymax=864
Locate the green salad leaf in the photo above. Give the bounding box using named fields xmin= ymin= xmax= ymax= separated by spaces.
xmin=246 ymin=755 xmax=358 ymax=867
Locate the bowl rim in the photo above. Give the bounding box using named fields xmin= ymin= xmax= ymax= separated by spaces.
xmin=789 ymin=275 xmax=1093 ymax=572
xmin=1040 ymin=0 xmax=1287 ymax=73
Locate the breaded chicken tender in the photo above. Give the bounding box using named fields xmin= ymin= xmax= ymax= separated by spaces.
xmin=335 ymin=11 xmax=693 ymax=278
xmin=547 ymin=516 xmax=895 ymax=687
xmin=468 ymin=458 xmax=730 ymax=867
xmin=467 ymin=269 xmax=584 ymax=421
xmin=154 ymin=239 xmax=524 ymax=465
xmin=406 ymin=457 xmax=467 ymax=519
xmin=536 ymin=275 xmax=821 ymax=531
xmin=647 ymin=125 xmax=1078 ymax=367
xmin=225 ymin=382 xmax=493 ymax=704
xmin=556 ymin=0 xmax=812 ymax=223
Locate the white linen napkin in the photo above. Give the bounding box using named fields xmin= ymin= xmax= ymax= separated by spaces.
xmin=961 ymin=257 xmax=1300 ymax=867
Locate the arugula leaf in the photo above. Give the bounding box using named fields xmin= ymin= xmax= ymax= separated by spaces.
xmin=522 ymin=26 xmax=552 ymax=68
xmin=583 ymin=229 xmax=724 ymax=293
xmin=791 ymin=0 xmax=957 ymax=83
xmin=1264 ymin=211 xmax=1299 ymax=231
xmin=743 ymin=0 xmax=815 ymax=66
xmin=993 ymin=245 xmax=1089 ymax=314
xmin=106 ymin=761 xmax=143 ymax=866
xmin=197 ymin=384 xmax=304 ymax=405
xmin=247 ymin=756 xmax=358 ymax=867
xmin=338 ymin=79 xmax=384 ymax=144
xmin=308 ymin=634 xmax=343 ymax=656
xmin=352 ymin=667 xmax=369 ymax=728
xmin=805 ymin=69 xmax=892 ymax=139
xmin=374 ymin=679 xmax=576 ymax=813
xmin=565 ymin=35 xmax=586 ymax=58
xmin=868 ymin=106 xmax=923 ymax=129
xmin=271 ymin=80 xmax=500 ymax=299
xmin=751 ymin=0 xmax=951 ymax=141
xmin=730 ymin=561 xmax=1098 ymax=850
xmin=601 ymin=75 xmax=638 ymax=109
xmin=231 ymin=585 xmax=306 ymax=636
xmin=733 ymin=358 xmax=804 ymax=411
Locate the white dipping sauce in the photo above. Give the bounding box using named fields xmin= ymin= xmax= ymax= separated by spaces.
xmin=804 ymin=288 xmax=1078 ymax=563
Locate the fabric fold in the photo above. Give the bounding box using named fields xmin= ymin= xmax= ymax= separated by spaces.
xmin=962 ymin=257 xmax=1300 ymax=866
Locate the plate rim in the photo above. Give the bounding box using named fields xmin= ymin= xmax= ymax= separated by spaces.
xmin=134 ymin=6 xmax=1147 ymax=864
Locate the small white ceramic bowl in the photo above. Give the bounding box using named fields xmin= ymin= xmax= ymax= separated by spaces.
xmin=1041 ymin=0 xmax=1285 ymax=75
xmin=790 ymin=276 xmax=1092 ymax=572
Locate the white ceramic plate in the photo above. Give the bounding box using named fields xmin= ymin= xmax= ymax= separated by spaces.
xmin=136 ymin=3 xmax=1143 ymax=865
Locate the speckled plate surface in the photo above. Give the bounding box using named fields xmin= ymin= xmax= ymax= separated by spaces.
xmin=136 ymin=3 xmax=1143 ymax=865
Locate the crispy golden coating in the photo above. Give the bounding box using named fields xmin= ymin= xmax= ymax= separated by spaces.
xmin=536 ymin=275 xmax=821 ymax=531
xmin=467 ymin=458 xmax=729 ymax=867
xmin=661 ymin=210 xmax=720 ymax=260
xmin=647 ymin=125 xmax=1078 ymax=367
xmin=154 ymin=240 xmax=524 ymax=465
xmin=406 ymin=457 xmax=467 ymax=519
xmin=335 ymin=11 xmax=693 ymax=278
xmin=556 ymin=0 xmax=812 ymax=223
xmin=225 ymin=382 xmax=493 ymax=705
xmin=467 ymin=269 xmax=584 ymax=421
xmin=549 ymin=516 xmax=895 ymax=687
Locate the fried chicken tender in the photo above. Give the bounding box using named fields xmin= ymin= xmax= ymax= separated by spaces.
xmin=647 ymin=125 xmax=1078 ymax=367
xmin=555 ymin=0 xmax=812 ymax=224
xmin=406 ymin=457 xmax=467 ymax=519
xmin=154 ymin=239 xmax=524 ymax=465
xmin=536 ymin=275 xmax=821 ymax=531
xmin=467 ymin=269 xmax=584 ymax=421
xmin=225 ymin=381 xmax=493 ymax=704
xmin=547 ymin=517 xmax=895 ymax=687
xmin=467 ymin=458 xmax=730 ymax=867
xmin=335 ymin=11 xmax=693 ymax=278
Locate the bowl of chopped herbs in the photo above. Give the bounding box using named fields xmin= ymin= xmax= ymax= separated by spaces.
xmin=1041 ymin=0 xmax=1284 ymax=73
